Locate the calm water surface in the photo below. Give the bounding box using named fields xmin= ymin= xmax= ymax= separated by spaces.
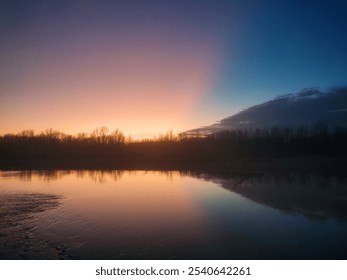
xmin=1 ymin=170 xmax=347 ymax=259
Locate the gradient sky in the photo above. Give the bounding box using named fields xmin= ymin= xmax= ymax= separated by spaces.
xmin=1 ymin=0 xmax=347 ymax=138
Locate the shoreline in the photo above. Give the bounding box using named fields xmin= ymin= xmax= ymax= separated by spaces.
xmin=1 ymin=156 xmax=346 ymax=175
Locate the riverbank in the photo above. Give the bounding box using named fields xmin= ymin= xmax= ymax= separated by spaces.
xmin=1 ymin=156 xmax=346 ymax=175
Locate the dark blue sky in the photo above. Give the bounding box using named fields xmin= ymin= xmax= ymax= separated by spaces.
xmin=1 ymin=0 xmax=347 ymax=136
xmin=204 ymin=0 xmax=347 ymax=115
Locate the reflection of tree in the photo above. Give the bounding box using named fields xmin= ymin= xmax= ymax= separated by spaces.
xmin=0 ymin=170 xmax=182 ymax=184
xmin=193 ymin=172 xmax=347 ymax=222
xmin=0 ymin=170 xmax=71 ymax=182
xmin=3 ymin=170 xmax=347 ymax=223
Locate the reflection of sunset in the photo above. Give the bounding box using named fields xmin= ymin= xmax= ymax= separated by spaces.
xmin=2 ymin=170 xmax=347 ymax=259
xmin=0 ymin=171 xmax=211 ymax=249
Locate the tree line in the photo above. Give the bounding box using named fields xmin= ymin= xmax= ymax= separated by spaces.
xmin=1 ymin=123 xmax=347 ymax=163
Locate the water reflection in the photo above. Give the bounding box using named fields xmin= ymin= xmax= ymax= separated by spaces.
xmin=1 ymin=170 xmax=347 ymax=259
xmin=2 ymin=170 xmax=347 ymax=222
xmin=0 ymin=170 xmax=185 ymax=184
xmin=192 ymin=172 xmax=347 ymax=222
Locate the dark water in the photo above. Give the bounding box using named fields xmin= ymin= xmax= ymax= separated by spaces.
xmin=1 ymin=170 xmax=347 ymax=259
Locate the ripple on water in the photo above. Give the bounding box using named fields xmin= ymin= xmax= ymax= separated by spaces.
xmin=0 ymin=193 xmax=73 ymax=259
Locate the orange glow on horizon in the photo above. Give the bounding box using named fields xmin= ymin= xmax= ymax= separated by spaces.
xmin=0 ymin=35 xmax=222 ymax=138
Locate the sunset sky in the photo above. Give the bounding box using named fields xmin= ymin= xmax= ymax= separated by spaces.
xmin=1 ymin=0 xmax=347 ymax=138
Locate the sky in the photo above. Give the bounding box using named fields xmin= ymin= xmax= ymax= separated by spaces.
xmin=1 ymin=0 xmax=347 ymax=138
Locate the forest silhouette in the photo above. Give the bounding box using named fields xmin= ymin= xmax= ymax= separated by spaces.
xmin=1 ymin=123 xmax=347 ymax=170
